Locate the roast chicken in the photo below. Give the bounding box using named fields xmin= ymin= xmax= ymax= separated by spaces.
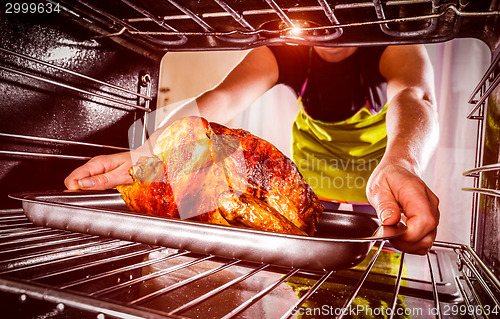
xmin=117 ymin=116 xmax=323 ymax=236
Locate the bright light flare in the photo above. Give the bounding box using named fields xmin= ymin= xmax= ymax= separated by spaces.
xmin=289 ymin=26 xmax=303 ymax=36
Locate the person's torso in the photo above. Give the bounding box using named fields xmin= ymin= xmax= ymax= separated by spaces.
xmin=269 ymin=45 xmax=388 ymax=123
xmin=269 ymin=45 xmax=390 ymax=203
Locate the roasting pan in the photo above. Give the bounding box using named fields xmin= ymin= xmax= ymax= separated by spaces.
xmin=10 ymin=190 xmax=406 ymax=271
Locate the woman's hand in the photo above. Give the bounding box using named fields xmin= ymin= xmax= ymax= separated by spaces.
xmin=373 ymin=44 xmax=440 ymax=254
xmin=64 ymin=151 xmax=135 ymax=190
xmin=366 ymin=158 xmax=440 ymax=255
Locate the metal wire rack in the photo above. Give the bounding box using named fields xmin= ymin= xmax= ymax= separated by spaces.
xmin=67 ymin=0 xmax=500 ymax=50
xmin=0 ymin=47 xmax=153 ymax=160
xmin=461 ymin=48 xmax=500 ymax=251
xmin=0 ymin=209 xmax=498 ymax=319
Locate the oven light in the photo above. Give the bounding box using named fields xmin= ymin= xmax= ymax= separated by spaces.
xmin=280 ymin=26 xmax=306 ymax=41
xmin=289 ymin=27 xmax=303 ymax=36
xmin=278 ymin=20 xmax=316 ymax=41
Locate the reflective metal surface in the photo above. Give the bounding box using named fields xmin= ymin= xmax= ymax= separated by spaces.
xmin=0 ymin=209 xmax=483 ymax=319
xmin=0 ymin=11 xmax=159 ymax=209
xmin=11 ymin=190 xmax=406 ymax=271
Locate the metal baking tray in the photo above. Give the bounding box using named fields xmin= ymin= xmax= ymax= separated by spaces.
xmin=10 ymin=190 xmax=406 ymax=271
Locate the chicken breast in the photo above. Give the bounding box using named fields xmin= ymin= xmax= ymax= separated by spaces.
xmin=117 ymin=116 xmax=323 ymax=236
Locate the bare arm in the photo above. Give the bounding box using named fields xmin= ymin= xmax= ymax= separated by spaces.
xmin=366 ymin=44 xmax=440 ymax=254
xmin=138 ymin=46 xmax=279 ymax=154
xmin=65 ymin=46 xmax=279 ymax=190
xmin=157 ymin=46 xmax=279 ymax=128
xmin=381 ymin=44 xmax=438 ymax=172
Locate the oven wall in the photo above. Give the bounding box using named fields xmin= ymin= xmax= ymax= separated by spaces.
xmin=0 ymin=11 xmax=160 ymax=208
xmin=424 ymin=39 xmax=492 ymax=244
xmin=478 ymin=46 xmax=500 ymax=276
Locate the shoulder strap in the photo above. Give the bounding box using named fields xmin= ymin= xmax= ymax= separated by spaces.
xmin=299 ymin=47 xmax=314 ymax=98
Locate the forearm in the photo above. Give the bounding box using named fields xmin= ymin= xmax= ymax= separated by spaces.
xmin=383 ymin=87 xmax=439 ymax=176
xmin=65 ymin=47 xmax=278 ymax=191
xmin=135 ymin=89 xmax=230 ymax=157
xmin=157 ymin=89 xmax=237 ymax=129
xmin=367 ymin=88 xmax=440 ymax=254
xmin=140 ymin=46 xmax=278 ymax=153
xmin=366 ymin=44 xmax=440 ymax=254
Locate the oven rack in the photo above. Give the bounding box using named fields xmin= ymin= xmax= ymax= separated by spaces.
xmin=461 ymin=46 xmax=500 ymax=251
xmin=0 ymin=47 xmax=153 ymax=160
xmin=71 ymin=0 xmax=500 ymax=50
xmin=0 ymin=133 xmax=130 ymax=161
xmin=0 ymin=209 xmax=498 ymax=319
xmin=0 ymin=47 xmax=152 ymax=112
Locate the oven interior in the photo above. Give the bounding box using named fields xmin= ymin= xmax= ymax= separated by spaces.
xmin=1 ymin=0 xmax=499 ymax=318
